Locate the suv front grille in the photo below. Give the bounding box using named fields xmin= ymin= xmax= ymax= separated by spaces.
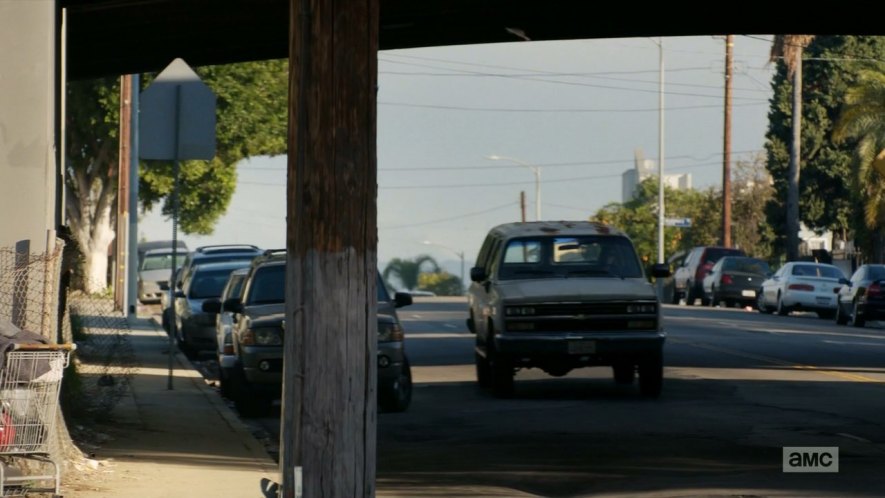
xmin=504 ymin=301 xmax=657 ymax=332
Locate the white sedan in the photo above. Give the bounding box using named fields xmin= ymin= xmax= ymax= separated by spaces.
xmin=757 ymin=262 xmax=846 ymax=318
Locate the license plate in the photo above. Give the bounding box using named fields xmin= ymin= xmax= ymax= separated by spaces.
xmin=816 ymin=296 xmax=831 ymax=304
xmin=568 ymin=340 xmax=596 ymax=355
xmin=741 ymin=290 xmax=756 ymax=297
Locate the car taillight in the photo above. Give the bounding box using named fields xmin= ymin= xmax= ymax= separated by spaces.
xmin=867 ymin=283 xmax=882 ymax=299
xmin=788 ymin=283 xmax=814 ymax=291
xmin=721 ymin=274 xmax=733 ymax=285
xmin=697 ymin=263 xmax=713 ymax=280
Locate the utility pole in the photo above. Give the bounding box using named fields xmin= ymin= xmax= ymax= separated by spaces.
xmin=722 ymin=35 xmax=733 ymax=248
xmin=115 ymin=74 xmax=132 ymax=311
xmin=520 ymin=191 xmax=526 ymax=222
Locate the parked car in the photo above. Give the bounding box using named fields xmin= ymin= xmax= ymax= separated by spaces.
xmin=466 ymin=221 xmax=671 ymax=398
xmin=673 ymin=246 xmax=746 ymax=305
xmin=757 ymin=262 xmax=845 ymax=317
xmin=200 ymin=267 xmax=249 ymax=397
xmin=137 ymin=247 xmax=188 ymax=304
xmin=835 ymin=264 xmax=885 ymax=327
xmin=660 ymin=249 xmax=688 ymax=304
xmin=137 ymin=239 xmax=188 ymax=269
xmin=161 ymin=244 xmax=264 ymax=333
xmin=220 ymin=250 xmax=414 ymax=417
xmin=702 ymin=256 xmax=771 ymax=308
xmin=173 ymin=259 xmax=254 ymax=355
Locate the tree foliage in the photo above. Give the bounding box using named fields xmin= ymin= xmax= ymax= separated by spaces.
xmin=139 ymin=59 xmax=289 ymax=234
xmin=833 ymin=69 xmax=885 ymax=231
xmin=764 ymin=36 xmax=885 ymax=259
xmin=418 ymin=271 xmax=463 ymax=296
xmin=382 ymin=255 xmax=440 ymax=291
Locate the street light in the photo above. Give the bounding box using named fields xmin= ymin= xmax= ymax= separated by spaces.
xmin=485 ymin=155 xmax=541 ymax=221
xmin=649 ymin=37 xmax=666 ymax=301
xmin=422 ymin=240 xmax=465 ymax=293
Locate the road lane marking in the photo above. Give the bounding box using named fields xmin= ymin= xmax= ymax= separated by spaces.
xmin=670 ymin=338 xmax=885 ymax=385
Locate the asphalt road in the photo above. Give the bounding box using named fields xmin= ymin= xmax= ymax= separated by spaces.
xmin=193 ymin=298 xmax=885 ymax=497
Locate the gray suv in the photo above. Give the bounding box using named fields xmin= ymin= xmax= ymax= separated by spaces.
xmin=467 ymin=221 xmax=670 ymax=398
xmin=213 ymin=250 xmax=414 ymax=417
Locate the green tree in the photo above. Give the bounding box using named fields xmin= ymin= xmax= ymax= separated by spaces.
xmin=65 ymin=60 xmax=288 ymax=292
xmin=418 ymin=271 xmax=463 ymax=296
xmin=765 ymin=36 xmax=885 ymax=262
xmin=593 ymin=177 xmax=721 ymax=265
xmin=833 ymin=69 xmax=885 ymax=245
xmin=731 ymin=156 xmax=777 ymax=260
xmin=382 ymin=255 xmax=439 ymax=291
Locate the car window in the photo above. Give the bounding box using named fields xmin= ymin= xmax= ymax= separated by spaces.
xmin=498 ymin=235 xmax=641 ymax=280
xmin=791 ymin=264 xmax=843 ymax=279
xmin=724 ymin=257 xmax=770 ymax=275
xmin=189 ymin=269 xmax=241 ymax=299
xmin=141 ymin=252 xmax=186 ymax=271
xmin=867 ymin=266 xmax=885 ymax=281
xmin=246 ymin=264 xmax=286 ymax=305
xmin=702 ymin=248 xmax=745 ymax=265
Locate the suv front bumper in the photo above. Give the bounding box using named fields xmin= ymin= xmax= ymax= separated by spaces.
xmin=495 ymin=331 xmax=664 ymax=365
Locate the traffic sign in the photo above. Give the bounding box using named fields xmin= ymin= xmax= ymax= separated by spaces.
xmin=140 ymin=58 xmax=216 ymax=160
xmin=664 ymin=217 xmax=692 ymax=227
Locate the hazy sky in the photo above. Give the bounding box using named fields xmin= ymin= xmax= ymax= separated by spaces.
xmin=138 ymin=35 xmax=776 ymax=286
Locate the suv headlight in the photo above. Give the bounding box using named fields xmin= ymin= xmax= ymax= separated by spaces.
xmin=242 ymin=326 xmax=283 ymax=346
xmin=505 ymin=306 xmax=536 ymax=316
xmin=378 ymin=321 xmax=404 ymax=342
xmin=626 ymin=304 xmax=656 ymax=314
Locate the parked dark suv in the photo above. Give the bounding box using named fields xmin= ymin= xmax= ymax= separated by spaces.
xmin=161 ymin=244 xmax=263 ymax=333
xmin=672 ymin=246 xmax=746 ymax=306
xmin=210 ymin=250 xmax=414 ymax=417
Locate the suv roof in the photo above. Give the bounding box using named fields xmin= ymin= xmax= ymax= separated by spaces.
xmin=195 ymin=244 xmax=262 ymax=254
xmin=489 ymin=221 xmax=627 ymax=239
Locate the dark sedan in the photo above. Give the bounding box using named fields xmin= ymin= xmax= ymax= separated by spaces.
xmin=835 ymin=264 xmax=885 ymax=327
xmin=702 ymin=256 xmax=771 ymax=308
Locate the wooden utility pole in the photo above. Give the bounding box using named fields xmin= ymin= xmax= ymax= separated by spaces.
xmin=722 ymin=35 xmax=733 ymax=248
xmin=281 ymin=0 xmax=379 ymax=496
xmin=520 ymin=191 xmax=527 ymax=222
xmin=114 ymin=75 xmax=132 ymax=311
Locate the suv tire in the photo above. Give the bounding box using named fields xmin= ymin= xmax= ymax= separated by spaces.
xmin=380 ymin=358 xmax=413 ymax=412
xmin=613 ymin=364 xmax=635 ymax=385
xmin=488 ymin=341 xmax=514 ymax=398
xmin=475 ymin=352 xmax=490 ymax=388
xmin=638 ymin=353 xmax=663 ymax=398
xmin=230 ymin=366 xmax=272 ymax=418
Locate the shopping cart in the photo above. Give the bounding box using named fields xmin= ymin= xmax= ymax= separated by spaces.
xmin=0 ymin=343 xmax=75 ymax=497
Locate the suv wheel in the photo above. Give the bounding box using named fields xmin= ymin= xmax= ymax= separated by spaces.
xmin=380 ymin=358 xmax=412 ymax=413
xmin=230 ymin=366 xmax=271 ymax=418
xmin=488 ymin=343 xmax=514 ymax=398
xmin=613 ymin=364 xmax=635 ymax=385
xmin=475 ymin=352 xmax=490 ymax=388
xmin=638 ymin=353 xmax=663 ymax=398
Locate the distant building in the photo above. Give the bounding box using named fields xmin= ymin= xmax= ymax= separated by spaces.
xmin=622 ymin=149 xmax=692 ymax=202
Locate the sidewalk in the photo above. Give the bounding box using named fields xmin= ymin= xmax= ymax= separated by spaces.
xmin=64 ymin=316 xmax=279 ymax=498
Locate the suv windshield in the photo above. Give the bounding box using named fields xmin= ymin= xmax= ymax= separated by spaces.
xmin=246 ymin=264 xmax=286 ymax=305
xmin=499 ymin=235 xmax=642 ymax=280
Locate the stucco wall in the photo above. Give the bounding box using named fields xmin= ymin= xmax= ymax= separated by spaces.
xmin=0 ymin=0 xmax=57 ymax=252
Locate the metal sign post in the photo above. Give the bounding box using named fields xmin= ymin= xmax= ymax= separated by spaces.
xmin=139 ymin=58 xmax=216 ymax=390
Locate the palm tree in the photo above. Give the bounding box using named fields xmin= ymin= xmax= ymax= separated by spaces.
xmin=771 ymin=35 xmax=814 ymax=261
xmin=382 ymin=255 xmax=440 ymax=291
xmin=833 ymin=69 xmax=885 ymax=248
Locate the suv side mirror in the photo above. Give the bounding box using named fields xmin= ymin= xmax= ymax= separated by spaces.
xmin=394 ymin=292 xmax=413 ymax=308
xmin=470 ymin=267 xmax=487 ymax=283
xmin=650 ymin=263 xmax=671 ymax=279
xmin=202 ymin=298 xmax=221 ymax=314
xmin=223 ymin=298 xmax=243 ymax=314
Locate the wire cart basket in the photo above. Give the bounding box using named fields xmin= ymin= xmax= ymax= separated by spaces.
xmin=0 ymin=344 xmax=75 ymax=497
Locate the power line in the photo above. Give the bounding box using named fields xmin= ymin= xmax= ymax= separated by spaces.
xmin=378 ymin=100 xmax=767 ymax=113
xmin=238 ymin=149 xmax=765 ymax=173
xmin=379 ymin=57 xmax=766 ymax=102
xmin=381 ymin=201 xmax=516 ymax=230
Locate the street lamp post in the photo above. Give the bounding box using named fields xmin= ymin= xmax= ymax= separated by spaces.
xmin=423 ymin=240 xmax=465 ymax=293
xmin=486 ymin=155 xmax=541 ymax=221
xmin=650 ymin=37 xmax=665 ymax=301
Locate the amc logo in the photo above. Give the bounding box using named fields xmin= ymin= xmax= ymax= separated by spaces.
xmin=782 ymin=447 xmax=839 ymax=473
